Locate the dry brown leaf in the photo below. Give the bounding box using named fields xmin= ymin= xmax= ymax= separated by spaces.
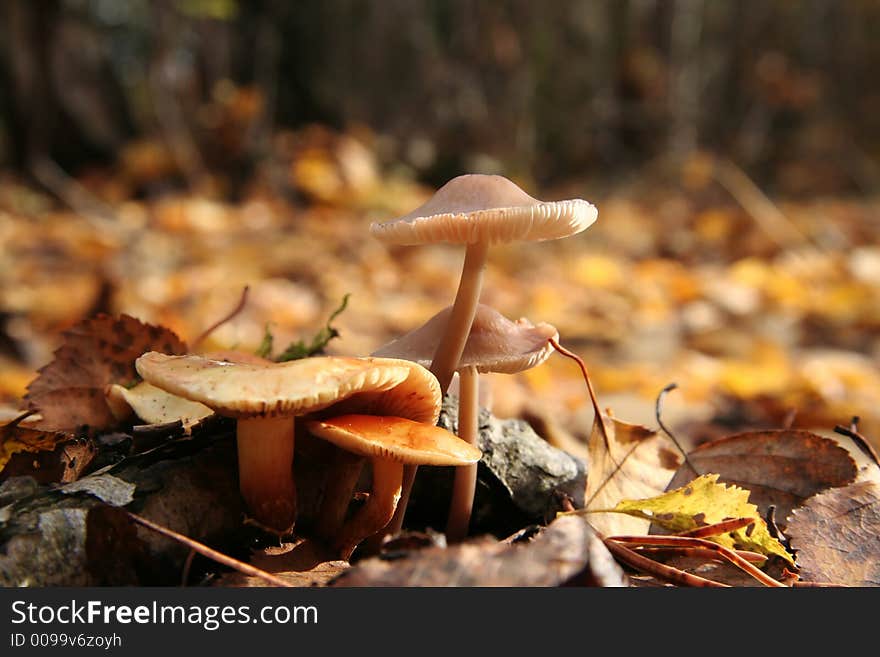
xmin=332 ymin=514 xmax=626 ymax=587
xmin=666 ymin=430 xmax=857 ymax=526
xmin=216 ymin=538 xmax=348 ymax=587
xmin=26 ymin=314 xmax=187 ymax=432
xmin=0 ymin=416 xmax=95 ymax=483
xmin=585 ymin=412 xmax=682 ymax=537
xmin=787 ymin=480 xmax=880 ymax=586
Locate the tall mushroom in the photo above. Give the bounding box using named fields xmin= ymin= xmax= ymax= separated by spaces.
xmin=373 ymin=303 xmax=558 ymax=541
xmin=370 ymin=174 xmax=596 ymax=532
xmin=305 ymin=414 xmax=481 ymax=558
xmin=370 ymin=173 xmax=595 ymax=392
xmin=135 ymin=352 xmax=439 ymax=534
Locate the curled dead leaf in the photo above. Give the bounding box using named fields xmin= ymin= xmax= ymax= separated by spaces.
xmin=585 ymin=411 xmax=682 ymax=536
xmin=0 ymin=415 xmax=95 ymax=483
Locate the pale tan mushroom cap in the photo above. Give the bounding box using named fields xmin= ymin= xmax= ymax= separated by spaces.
xmin=372 ymin=303 xmax=558 ymax=374
xmin=135 ymin=353 xmax=440 ymax=423
xmin=305 ymin=415 xmax=482 ymax=466
xmin=370 ymin=174 xmax=597 ymax=246
xmin=106 ymin=381 xmax=214 ymax=428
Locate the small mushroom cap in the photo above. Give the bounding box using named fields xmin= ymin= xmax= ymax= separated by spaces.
xmin=305 ymin=414 xmax=482 ymax=466
xmin=106 ymin=381 xmax=214 ymax=428
xmin=372 ymin=303 xmax=558 ymax=374
xmin=370 ymin=174 xmax=597 ymax=246
xmin=135 ymin=353 xmax=440 ymax=423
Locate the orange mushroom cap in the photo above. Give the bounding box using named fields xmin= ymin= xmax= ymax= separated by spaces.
xmin=305 ymin=414 xmax=482 ymax=466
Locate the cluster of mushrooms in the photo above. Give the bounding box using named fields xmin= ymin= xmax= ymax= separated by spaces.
xmin=131 ymin=174 xmax=597 ymax=559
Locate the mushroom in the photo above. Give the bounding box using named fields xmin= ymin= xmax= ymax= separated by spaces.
xmin=370 ymin=173 xmax=595 ymax=393
xmin=371 ymin=174 xmax=595 ymax=532
xmin=106 ymin=351 xmax=275 ymax=432
xmin=305 ymin=414 xmax=481 ymax=558
xmin=135 ymin=352 xmax=439 ymax=534
xmin=105 ymin=381 xmax=214 ymax=430
xmin=373 ymin=302 xmax=558 ymax=541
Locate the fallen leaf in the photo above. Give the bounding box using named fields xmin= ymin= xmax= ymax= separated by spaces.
xmin=60 ymin=474 xmax=136 ymax=507
xmin=787 ymin=480 xmax=880 ymax=586
xmin=585 ymin=411 xmax=682 ymax=536
xmin=218 ymin=538 xmax=349 ymax=588
xmin=26 ymin=314 xmax=187 ymax=432
xmin=609 ymin=473 xmax=794 ymax=564
xmin=332 ymin=514 xmax=626 ymax=587
xmin=0 ymin=416 xmax=95 ymax=483
xmin=666 ymin=430 xmax=857 ymax=525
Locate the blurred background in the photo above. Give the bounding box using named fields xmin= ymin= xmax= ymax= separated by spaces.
xmin=2 ymin=0 xmax=880 ymax=449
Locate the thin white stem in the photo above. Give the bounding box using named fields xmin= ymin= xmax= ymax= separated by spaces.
xmin=430 ymin=240 xmax=489 ymax=392
xmin=445 ymin=365 xmax=479 ymax=542
xmin=236 ymin=416 xmax=297 ymax=533
xmin=381 ymin=241 xmax=489 ymax=540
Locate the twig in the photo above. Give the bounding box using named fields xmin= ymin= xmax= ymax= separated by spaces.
xmin=833 ymin=417 xmax=880 ymax=468
xmin=551 ymin=338 xmax=630 ymax=509
xmin=765 ymin=504 xmax=790 ymax=551
xmin=180 ymin=548 xmax=196 ymax=587
xmin=604 ymin=539 xmax=727 ymax=587
xmin=713 ymin=158 xmax=821 ymax=255
xmin=791 ymin=580 xmax=848 ymax=588
xmin=550 ymin=338 xmax=609 ymax=446
xmin=632 ymin=546 xmax=766 ymax=564
xmin=31 ymin=156 xmax=117 ymax=228
xmin=6 ymin=409 xmax=37 ymax=427
xmin=675 ymin=516 xmax=755 ymax=539
xmin=127 ymin=511 xmax=292 ymax=587
xmin=655 ymin=383 xmax=696 ymax=474
xmin=191 ymin=286 xmax=251 ymax=352
xmin=608 ymin=535 xmax=787 ymax=587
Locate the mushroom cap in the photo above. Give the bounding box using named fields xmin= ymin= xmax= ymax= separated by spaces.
xmin=106 ymin=381 xmax=214 ymax=428
xmin=369 ymin=174 xmax=597 ymax=246
xmin=135 ymin=353 xmax=440 ymax=423
xmin=305 ymin=414 xmax=482 ymax=466
xmin=371 ymin=303 xmax=558 ymax=374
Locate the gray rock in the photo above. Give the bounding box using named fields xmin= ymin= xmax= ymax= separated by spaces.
xmin=408 ymin=396 xmax=586 ymax=537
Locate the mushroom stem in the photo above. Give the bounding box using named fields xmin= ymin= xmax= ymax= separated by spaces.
xmin=430 ymin=240 xmax=489 ymax=392
xmin=315 ymin=449 xmax=364 ymax=541
xmin=445 ymin=365 xmax=480 ymax=542
xmin=333 ymin=458 xmax=402 ymax=560
xmin=380 ymin=241 xmax=488 ymax=540
xmin=236 ymin=416 xmax=297 ymax=533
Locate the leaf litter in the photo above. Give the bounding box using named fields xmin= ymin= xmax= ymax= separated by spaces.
xmin=2 ymin=125 xmax=880 ymax=586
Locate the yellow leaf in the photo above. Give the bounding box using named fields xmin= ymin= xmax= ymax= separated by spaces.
xmin=610 ymin=473 xmax=794 ymax=564
xmin=585 ymin=411 xmax=682 ymax=537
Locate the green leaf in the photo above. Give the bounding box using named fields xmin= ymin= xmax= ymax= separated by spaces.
xmin=609 ymin=473 xmax=794 ymax=564
xmin=255 ymin=324 xmax=274 ymax=359
xmin=276 ymin=294 xmax=351 ymax=362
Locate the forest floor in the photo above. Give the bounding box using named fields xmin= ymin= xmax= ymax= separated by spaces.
xmin=2 ymin=125 xmax=879 ymax=587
